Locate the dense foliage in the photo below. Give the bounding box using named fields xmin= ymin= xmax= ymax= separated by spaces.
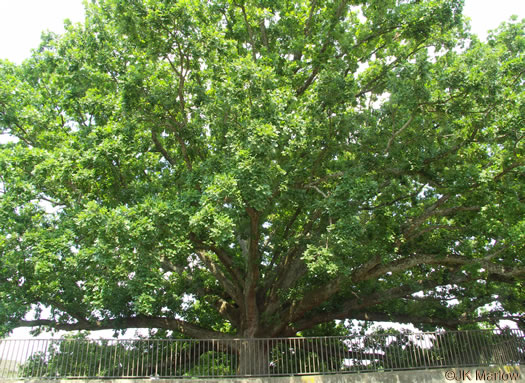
xmin=1 ymin=0 xmax=524 ymax=347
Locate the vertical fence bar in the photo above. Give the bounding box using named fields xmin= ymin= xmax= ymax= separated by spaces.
xmin=109 ymin=340 xmax=114 ymax=377
xmin=327 ymin=337 xmax=332 ymax=372
xmin=26 ymin=339 xmax=37 ymax=378
xmin=446 ymin=331 xmax=457 ymax=368
xmin=403 ymin=334 xmax=410 ymax=370
xmin=136 ymin=340 xmax=141 ymax=377
xmin=317 ymin=337 xmax=323 ymax=373
xmin=302 ymin=337 xmax=307 ymax=374
xmin=136 ymin=340 xmax=140 ymax=377
xmin=169 ymin=339 xmax=173 ymax=377
xmin=154 ymin=340 xmax=158 ymax=377
xmin=341 ymin=337 xmax=347 ymax=373
xmin=129 ymin=340 xmax=135 ymax=378
xmin=1 ymin=340 xmax=9 ymax=377
xmin=138 ymin=340 xmax=143 ymax=377
xmin=432 ymin=332 xmax=442 ymax=368
xmin=115 ymin=339 xmax=120 ymax=377
xmin=288 ymin=338 xmax=293 ymax=374
xmin=475 ymin=331 xmax=485 ymax=365
xmin=420 ymin=334 xmax=428 ymax=368
xmin=11 ymin=340 xmax=20 ymax=378
xmin=12 ymin=339 xmax=22 ymax=378
xmin=76 ymin=339 xmax=83 ymax=377
xmin=2 ymin=340 xmax=13 ymax=378
xmin=195 ymin=339 xmax=198 ymax=376
xmin=21 ymin=339 xmax=29 ymax=377
xmin=295 ymin=337 xmax=299 ymax=374
xmin=128 ymin=340 xmax=132 ymax=377
xmin=67 ymin=339 xmax=74 ymax=377
xmin=56 ymin=339 xmax=64 ymax=377
xmin=429 ymin=333 xmax=438 ymax=368
xmin=371 ymin=334 xmax=376 ymax=371
xmin=93 ymin=339 xmax=99 ymax=377
xmin=420 ymin=334 xmax=428 ymax=369
xmin=126 ymin=340 xmax=132 ymax=378
xmin=412 ymin=334 xmax=420 ymax=369
xmin=310 ymin=337 xmax=315 ymax=374
xmin=166 ymin=339 xmax=170 ymax=377
xmin=134 ymin=339 xmax=138 ymax=377
xmin=281 ymin=338 xmax=285 ymax=374
xmin=328 ymin=336 xmax=333 ymax=373
xmin=296 ymin=337 xmax=301 ymax=374
xmin=335 ymin=338 xmax=344 ymax=371
xmin=394 ymin=333 xmax=402 ymax=371
xmin=308 ymin=337 xmax=313 ymax=374
xmin=122 ymin=340 xmax=128 ymax=378
xmin=358 ymin=335 xmax=365 ymax=372
xmin=20 ymin=340 xmax=30 ymax=377
xmin=98 ymin=340 xmax=103 ymax=377
xmin=396 ymin=334 xmax=403 ymax=370
xmin=41 ymin=339 xmax=50 ymax=377
xmin=440 ymin=332 xmax=450 ymax=368
xmin=413 ymin=335 xmax=421 ymax=369
xmin=12 ymin=339 xmax=22 ymax=377
xmin=0 ymin=340 xmax=6 ymax=378
xmin=63 ymin=339 xmax=70 ymax=377
xmin=97 ymin=340 xmax=102 ymax=377
xmin=12 ymin=340 xmax=22 ymax=378
xmin=234 ymin=339 xmax=239 ymax=377
xmin=71 ymin=338 xmax=79 ymax=377
xmin=464 ymin=331 xmax=476 ymax=366
xmin=405 ymin=335 xmax=413 ymax=369
xmin=176 ymin=339 xmax=180 ymax=377
xmin=485 ymin=330 xmax=496 ymax=365
xmin=78 ymin=340 xmax=88 ymax=377
xmin=160 ymin=340 xmax=164 ymax=377
xmin=104 ymin=340 xmax=110 ymax=376
xmin=336 ymin=336 xmax=342 ymax=373
xmin=500 ymin=331 xmax=512 ymax=365
xmin=495 ymin=331 xmax=504 ymax=365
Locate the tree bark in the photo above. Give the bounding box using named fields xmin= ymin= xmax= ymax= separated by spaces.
xmin=237 ymin=339 xmax=270 ymax=376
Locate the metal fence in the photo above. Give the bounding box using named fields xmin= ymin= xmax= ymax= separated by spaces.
xmin=0 ymin=329 xmax=523 ymax=379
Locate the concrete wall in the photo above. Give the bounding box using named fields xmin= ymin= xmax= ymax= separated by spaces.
xmin=4 ymin=366 xmax=523 ymax=383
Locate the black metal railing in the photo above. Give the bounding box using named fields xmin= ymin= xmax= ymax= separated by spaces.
xmin=0 ymin=329 xmax=523 ymax=379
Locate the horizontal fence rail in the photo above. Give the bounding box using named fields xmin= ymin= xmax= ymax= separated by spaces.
xmin=0 ymin=329 xmax=523 ymax=379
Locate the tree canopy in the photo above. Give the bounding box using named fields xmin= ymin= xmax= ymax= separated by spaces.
xmin=1 ymin=0 xmax=524 ymax=341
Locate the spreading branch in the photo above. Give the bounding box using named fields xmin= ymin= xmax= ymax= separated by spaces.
xmin=16 ymin=316 xmax=231 ymax=339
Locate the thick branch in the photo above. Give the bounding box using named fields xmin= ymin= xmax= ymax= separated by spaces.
xmin=259 ymin=20 xmax=269 ymax=48
xmin=166 ymin=122 xmax=192 ymax=171
xmin=239 ymin=3 xmax=257 ymax=61
xmin=242 ymin=206 xmax=261 ymax=335
xmin=272 ymin=209 xmax=321 ymax=284
xmin=295 ymin=0 xmax=348 ymax=96
xmin=288 ymin=278 xmax=341 ymax=320
xmin=16 ymin=316 xmax=231 ymax=339
xmin=348 ymin=312 xmax=513 ymax=329
xmin=289 ymin=274 xmax=468 ymax=334
xmin=384 ymin=113 xmax=415 ymax=155
xmin=48 ymin=300 xmax=90 ymax=327
xmin=304 ymin=0 xmax=318 ymax=36
xmin=151 ymin=128 xmax=176 ymax=166
xmin=352 ymin=253 xmax=525 ymax=285
xmin=189 ymin=234 xmax=244 ymax=287
xmin=194 ymin=249 xmax=243 ymax=304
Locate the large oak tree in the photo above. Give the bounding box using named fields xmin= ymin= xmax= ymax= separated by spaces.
xmin=1 ymin=0 xmax=524 ymax=349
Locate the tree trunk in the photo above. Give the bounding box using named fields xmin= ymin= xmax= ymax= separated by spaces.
xmin=237 ymin=339 xmax=270 ymax=376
